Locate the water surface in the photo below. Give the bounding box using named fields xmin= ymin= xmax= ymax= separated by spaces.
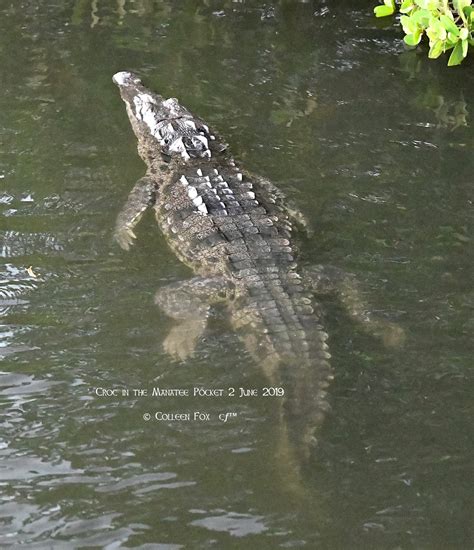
xmin=1 ymin=1 xmax=473 ymax=547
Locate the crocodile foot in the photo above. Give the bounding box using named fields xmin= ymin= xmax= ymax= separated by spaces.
xmin=302 ymin=264 xmax=405 ymax=348
xmin=114 ymin=226 xmax=137 ymax=251
xmin=163 ymin=318 xmax=208 ymax=361
xmin=114 ymin=175 xmax=158 ymax=251
xmin=376 ymin=320 xmax=406 ymax=348
xmin=155 ymin=276 xmax=232 ymax=359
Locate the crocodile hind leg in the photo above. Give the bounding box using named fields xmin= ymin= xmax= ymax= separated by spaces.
xmin=302 ymin=264 xmax=405 ymax=347
xmin=155 ymin=277 xmax=232 ymax=361
xmin=114 ymin=175 xmax=158 ymax=250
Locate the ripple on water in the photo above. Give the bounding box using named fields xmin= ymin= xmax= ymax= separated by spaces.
xmin=94 ymin=472 xmax=195 ymax=495
xmin=189 ymin=510 xmax=268 ymax=537
xmin=0 ymin=264 xmax=42 ymax=355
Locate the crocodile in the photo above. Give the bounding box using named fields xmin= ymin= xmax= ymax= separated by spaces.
xmin=112 ymin=71 xmax=403 ymax=475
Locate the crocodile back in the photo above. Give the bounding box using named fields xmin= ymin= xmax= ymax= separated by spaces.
xmin=157 ymin=158 xmax=326 ymax=358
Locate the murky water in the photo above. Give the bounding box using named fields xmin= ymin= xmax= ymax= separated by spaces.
xmin=1 ymin=1 xmax=473 ymax=547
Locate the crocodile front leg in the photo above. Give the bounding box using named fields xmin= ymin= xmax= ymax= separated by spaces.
xmin=114 ymin=175 xmax=158 ymax=250
xmin=155 ymin=277 xmax=233 ymax=361
xmin=302 ymin=264 xmax=405 ymax=347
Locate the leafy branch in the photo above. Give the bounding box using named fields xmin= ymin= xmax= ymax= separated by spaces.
xmin=374 ymin=0 xmax=474 ymax=65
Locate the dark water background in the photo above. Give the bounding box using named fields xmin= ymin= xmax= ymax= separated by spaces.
xmin=1 ymin=1 xmax=473 ymax=547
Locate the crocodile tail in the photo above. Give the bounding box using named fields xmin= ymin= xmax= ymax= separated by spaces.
xmin=261 ymin=328 xmax=333 ymax=471
xmin=284 ymin=355 xmax=333 ymax=462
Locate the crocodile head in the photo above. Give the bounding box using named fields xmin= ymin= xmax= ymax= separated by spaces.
xmin=113 ymin=71 xmax=225 ymax=161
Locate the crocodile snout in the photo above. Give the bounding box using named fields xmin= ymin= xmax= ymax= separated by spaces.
xmin=112 ymin=71 xmax=142 ymax=87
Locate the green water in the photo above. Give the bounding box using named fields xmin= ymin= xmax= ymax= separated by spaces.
xmin=1 ymin=1 xmax=473 ymax=547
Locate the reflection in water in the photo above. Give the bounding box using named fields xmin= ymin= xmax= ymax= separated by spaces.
xmin=399 ymin=51 xmax=469 ymax=131
xmin=0 ymin=0 xmax=473 ymax=547
xmin=0 ymin=231 xmax=63 ymax=258
xmin=431 ymin=94 xmax=468 ymax=131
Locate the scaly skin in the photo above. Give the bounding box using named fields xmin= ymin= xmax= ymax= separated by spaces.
xmin=112 ymin=72 xmax=403 ymax=476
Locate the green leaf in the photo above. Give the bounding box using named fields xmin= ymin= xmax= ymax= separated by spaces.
xmin=463 ymin=6 xmax=474 ymax=21
xmin=401 ymin=14 xmax=417 ymax=34
xmin=444 ymin=38 xmax=458 ymax=49
xmin=447 ymin=40 xmax=465 ymax=65
xmin=439 ymin=14 xmax=460 ymax=35
xmin=404 ymin=30 xmax=423 ymax=45
xmin=428 ymin=39 xmax=444 ymax=58
xmin=461 ymin=38 xmax=469 ymax=56
xmin=426 ymin=17 xmax=447 ymax=41
xmin=412 ymin=8 xmax=431 ymax=27
xmin=459 ymin=27 xmax=469 ymax=40
xmin=400 ymin=0 xmax=415 ymax=13
xmin=453 ymin=0 xmax=472 ymax=11
xmin=374 ymin=4 xmax=395 ymax=17
xmin=414 ymin=0 xmax=438 ymax=8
